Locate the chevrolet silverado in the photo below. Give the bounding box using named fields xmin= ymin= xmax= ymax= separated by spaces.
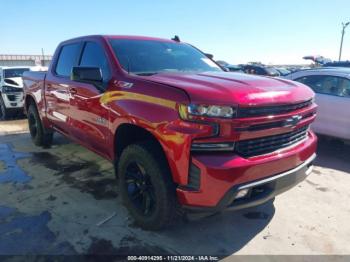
xmin=23 ymin=35 xmax=317 ymax=230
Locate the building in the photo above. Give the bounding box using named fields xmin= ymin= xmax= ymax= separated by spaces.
xmin=0 ymin=54 xmax=52 ymax=67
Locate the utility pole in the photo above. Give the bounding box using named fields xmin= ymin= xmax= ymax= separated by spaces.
xmin=339 ymin=22 xmax=350 ymax=61
xmin=41 ymin=48 xmax=45 ymax=66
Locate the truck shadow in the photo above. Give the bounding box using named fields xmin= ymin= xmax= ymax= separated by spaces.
xmin=315 ymin=135 xmax=350 ymax=174
xmin=159 ymin=201 xmax=275 ymax=256
xmin=0 ymin=133 xmax=273 ymax=257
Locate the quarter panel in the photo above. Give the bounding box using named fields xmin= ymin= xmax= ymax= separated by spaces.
xmin=313 ymin=93 xmax=350 ymax=140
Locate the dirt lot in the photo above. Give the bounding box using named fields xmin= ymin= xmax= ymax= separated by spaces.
xmin=0 ymin=119 xmax=350 ymax=258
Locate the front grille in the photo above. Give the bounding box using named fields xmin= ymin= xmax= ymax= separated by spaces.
xmin=6 ymin=94 xmax=20 ymax=101
xmin=238 ymin=99 xmax=312 ymax=118
xmin=236 ymin=125 xmax=309 ymax=157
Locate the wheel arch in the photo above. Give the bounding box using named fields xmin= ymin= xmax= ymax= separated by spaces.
xmin=24 ymin=94 xmax=36 ymax=113
xmin=113 ymin=123 xmax=173 ymax=180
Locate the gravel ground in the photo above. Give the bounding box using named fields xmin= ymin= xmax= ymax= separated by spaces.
xmin=0 ymin=120 xmax=349 ymax=258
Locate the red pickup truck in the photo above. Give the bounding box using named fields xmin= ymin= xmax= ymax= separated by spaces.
xmin=23 ymin=35 xmax=317 ymax=230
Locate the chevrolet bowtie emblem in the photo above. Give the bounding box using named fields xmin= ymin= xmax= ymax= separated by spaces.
xmin=283 ymin=115 xmax=302 ymax=127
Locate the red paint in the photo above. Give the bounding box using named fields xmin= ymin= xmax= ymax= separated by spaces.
xmin=23 ymin=35 xmax=317 ymax=208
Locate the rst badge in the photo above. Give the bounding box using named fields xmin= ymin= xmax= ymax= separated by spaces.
xmin=96 ymin=117 xmax=107 ymax=125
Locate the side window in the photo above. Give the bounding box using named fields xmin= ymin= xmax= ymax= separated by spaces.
xmin=55 ymin=43 xmax=81 ymax=77
xmin=336 ymin=77 xmax=350 ymax=97
xmin=79 ymin=42 xmax=111 ymax=82
xmin=295 ymin=75 xmax=336 ymax=95
xmin=296 ymin=75 xmax=350 ymax=97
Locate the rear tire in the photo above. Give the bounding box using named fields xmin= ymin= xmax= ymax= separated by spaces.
xmin=118 ymin=141 xmax=178 ymax=230
xmin=0 ymin=97 xmax=11 ymax=120
xmin=27 ymin=104 xmax=53 ymax=147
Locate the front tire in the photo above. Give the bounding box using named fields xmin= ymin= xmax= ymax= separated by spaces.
xmin=0 ymin=97 xmax=11 ymax=120
xmin=118 ymin=141 xmax=177 ymax=230
xmin=27 ymin=104 xmax=53 ymax=147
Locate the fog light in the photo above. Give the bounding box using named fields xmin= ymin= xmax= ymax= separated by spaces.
xmin=235 ymin=188 xmax=250 ymax=199
xmin=191 ymin=142 xmax=234 ymax=152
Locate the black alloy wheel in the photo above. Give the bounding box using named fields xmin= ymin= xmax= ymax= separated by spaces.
xmin=125 ymin=162 xmax=156 ymax=216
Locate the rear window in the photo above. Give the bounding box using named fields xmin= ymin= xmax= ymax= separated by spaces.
xmin=55 ymin=43 xmax=81 ymax=77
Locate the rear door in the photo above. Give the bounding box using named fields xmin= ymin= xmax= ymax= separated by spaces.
xmin=68 ymin=41 xmax=112 ymax=155
xmin=45 ymin=42 xmax=82 ymax=133
xmin=295 ymin=74 xmax=350 ymax=140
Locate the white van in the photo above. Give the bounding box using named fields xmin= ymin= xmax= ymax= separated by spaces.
xmin=0 ymin=66 xmax=39 ymax=120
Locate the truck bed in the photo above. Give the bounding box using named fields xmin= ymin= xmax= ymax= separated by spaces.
xmin=23 ymin=71 xmax=47 ymax=113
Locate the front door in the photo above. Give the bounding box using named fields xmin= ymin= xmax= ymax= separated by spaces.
xmin=68 ymin=41 xmax=112 ymax=156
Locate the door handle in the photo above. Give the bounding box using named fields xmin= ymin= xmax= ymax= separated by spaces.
xmin=69 ymin=87 xmax=77 ymax=95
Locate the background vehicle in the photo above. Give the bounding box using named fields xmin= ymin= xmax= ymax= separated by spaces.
xmin=303 ymin=55 xmax=332 ymax=66
xmin=275 ymin=67 xmax=291 ymax=76
xmin=23 ymin=35 xmax=317 ymax=230
xmin=285 ymin=67 xmax=350 ymax=140
xmin=0 ymin=66 xmax=31 ymax=120
xmin=216 ymin=61 xmax=243 ymax=72
xmin=323 ymin=61 xmax=350 ymax=68
xmin=240 ymin=64 xmax=280 ymax=76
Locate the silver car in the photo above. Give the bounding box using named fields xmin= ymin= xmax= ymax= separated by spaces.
xmin=285 ymin=67 xmax=350 ymax=140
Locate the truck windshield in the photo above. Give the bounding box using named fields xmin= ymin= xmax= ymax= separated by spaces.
xmin=4 ymin=68 xmax=29 ymax=78
xmin=109 ymin=39 xmax=222 ymax=75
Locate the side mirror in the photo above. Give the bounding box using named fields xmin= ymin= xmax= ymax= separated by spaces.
xmin=205 ymin=53 xmax=214 ymax=60
xmin=71 ymin=67 xmax=103 ymax=83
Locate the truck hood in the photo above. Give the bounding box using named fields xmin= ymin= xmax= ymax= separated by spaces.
xmin=4 ymin=77 xmax=24 ymax=88
xmin=143 ymin=72 xmax=314 ymax=106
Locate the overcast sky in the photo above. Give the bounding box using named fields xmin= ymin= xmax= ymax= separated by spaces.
xmin=1 ymin=0 xmax=350 ymax=64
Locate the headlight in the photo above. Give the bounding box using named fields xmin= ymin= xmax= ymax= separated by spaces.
xmin=179 ymin=104 xmax=236 ymax=119
xmin=3 ymin=86 xmax=21 ymax=93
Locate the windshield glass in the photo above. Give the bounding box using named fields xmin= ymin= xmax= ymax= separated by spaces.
xmin=109 ymin=39 xmax=222 ymax=75
xmin=4 ymin=68 xmax=29 ymax=78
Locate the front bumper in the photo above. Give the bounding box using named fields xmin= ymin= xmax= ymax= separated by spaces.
xmin=177 ymin=131 xmax=317 ymax=210
xmin=184 ymin=153 xmax=315 ymax=212
xmin=1 ymin=92 xmax=24 ymax=109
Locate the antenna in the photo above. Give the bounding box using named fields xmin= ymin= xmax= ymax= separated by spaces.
xmin=171 ymin=35 xmax=180 ymax=42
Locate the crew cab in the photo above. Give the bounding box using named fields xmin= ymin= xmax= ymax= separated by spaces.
xmin=0 ymin=66 xmax=31 ymax=120
xmin=23 ymin=35 xmax=317 ymax=230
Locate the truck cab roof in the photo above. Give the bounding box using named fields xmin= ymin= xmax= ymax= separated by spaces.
xmin=59 ymin=35 xmax=180 ymax=46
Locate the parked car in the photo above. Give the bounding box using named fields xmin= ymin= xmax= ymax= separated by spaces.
xmin=23 ymin=35 xmax=317 ymax=230
xmin=323 ymin=61 xmax=350 ymax=68
xmin=275 ymin=67 xmax=291 ymax=76
xmin=303 ymin=55 xmax=332 ymax=66
xmin=224 ymin=64 xmax=243 ymax=72
xmin=0 ymin=66 xmax=31 ymax=120
xmin=240 ymin=64 xmax=280 ymax=76
xmin=216 ymin=61 xmax=243 ymax=72
xmin=285 ymin=67 xmax=350 ymax=140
